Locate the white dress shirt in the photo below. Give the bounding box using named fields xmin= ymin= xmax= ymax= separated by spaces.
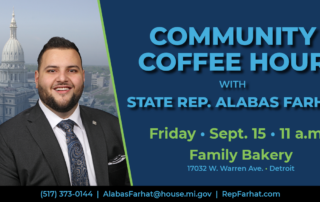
xmin=38 ymin=99 xmax=97 ymax=186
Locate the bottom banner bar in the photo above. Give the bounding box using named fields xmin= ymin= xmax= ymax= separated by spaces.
xmin=0 ymin=186 xmax=316 ymax=200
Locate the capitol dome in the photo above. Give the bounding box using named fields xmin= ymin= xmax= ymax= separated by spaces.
xmin=0 ymin=9 xmax=27 ymax=88
xmin=1 ymin=8 xmax=24 ymax=63
xmin=2 ymin=38 xmax=24 ymax=62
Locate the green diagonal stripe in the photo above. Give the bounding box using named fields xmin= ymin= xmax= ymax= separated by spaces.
xmin=97 ymin=0 xmax=133 ymax=186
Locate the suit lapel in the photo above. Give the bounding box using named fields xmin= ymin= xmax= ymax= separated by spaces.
xmin=80 ymin=106 xmax=110 ymax=186
xmin=26 ymin=103 xmax=70 ymax=186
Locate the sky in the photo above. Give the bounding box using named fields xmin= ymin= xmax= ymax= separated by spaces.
xmin=0 ymin=0 xmax=108 ymax=65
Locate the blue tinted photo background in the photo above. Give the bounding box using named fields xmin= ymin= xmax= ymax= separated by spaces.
xmin=100 ymin=0 xmax=320 ymax=185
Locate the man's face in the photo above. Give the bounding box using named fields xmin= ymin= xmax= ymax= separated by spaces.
xmin=35 ymin=48 xmax=85 ymax=113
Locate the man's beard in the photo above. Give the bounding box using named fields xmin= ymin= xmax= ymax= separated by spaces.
xmin=38 ymin=83 xmax=84 ymax=113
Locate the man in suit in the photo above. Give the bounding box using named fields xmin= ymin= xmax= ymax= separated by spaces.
xmin=0 ymin=37 xmax=130 ymax=186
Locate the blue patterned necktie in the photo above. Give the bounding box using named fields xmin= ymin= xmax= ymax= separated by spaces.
xmin=57 ymin=119 xmax=90 ymax=186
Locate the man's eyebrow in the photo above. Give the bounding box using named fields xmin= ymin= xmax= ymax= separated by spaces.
xmin=67 ymin=65 xmax=81 ymax=70
xmin=44 ymin=65 xmax=58 ymax=70
xmin=44 ymin=65 xmax=81 ymax=70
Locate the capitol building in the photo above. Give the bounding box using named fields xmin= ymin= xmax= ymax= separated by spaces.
xmin=0 ymin=10 xmax=35 ymax=124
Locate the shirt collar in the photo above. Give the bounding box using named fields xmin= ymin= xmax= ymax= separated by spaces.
xmin=38 ymin=99 xmax=83 ymax=129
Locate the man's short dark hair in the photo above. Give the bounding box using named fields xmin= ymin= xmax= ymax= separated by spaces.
xmin=37 ymin=37 xmax=82 ymax=70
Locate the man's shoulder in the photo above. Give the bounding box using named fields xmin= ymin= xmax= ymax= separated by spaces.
xmin=0 ymin=106 xmax=36 ymax=142
xmin=0 ymin=106 xmax=35 ymax=132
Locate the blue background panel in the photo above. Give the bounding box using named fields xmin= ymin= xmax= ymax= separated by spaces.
xmin=101 ymin=0 xmax=320 ymax=185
